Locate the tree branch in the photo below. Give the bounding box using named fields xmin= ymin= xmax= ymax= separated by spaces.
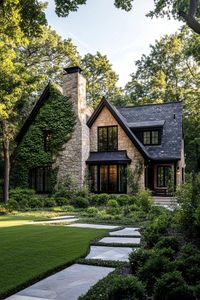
xmin=179 ymin=0 xmax=200 ymax=34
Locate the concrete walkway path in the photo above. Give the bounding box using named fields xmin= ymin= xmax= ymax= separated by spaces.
xmin=6 ymin=224 xmax=141 ymax=300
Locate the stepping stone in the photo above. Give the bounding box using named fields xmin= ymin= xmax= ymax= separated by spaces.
xmin=6 ymin=264 xmax=114 ymax=300
xmin=66 ymin=223 xmax=119 ymax=230
xmin=51 ymin=215 xmax=76 ymax=220
xmin=110 ymin=227 xmax=141 ymax=237
xmin=86 ymin=246 xmax=134 ymax=261
xmin=31 ymin=218 xmax=79 ymax=224
xmin=99 ymin=237 xmax=141 ymax=245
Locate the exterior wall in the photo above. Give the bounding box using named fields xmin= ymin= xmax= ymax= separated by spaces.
xmin=90 ymin=106 xmax=145 ymax=191
xmin=55 ymin=71 xmax=92 ymax=187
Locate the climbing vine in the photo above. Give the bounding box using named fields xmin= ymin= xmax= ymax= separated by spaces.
xmin=11 ymin=83 xmax=75 ymax=191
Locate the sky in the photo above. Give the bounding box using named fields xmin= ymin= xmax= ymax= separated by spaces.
xmin=45 ymin=0 xmax=183 ymax=87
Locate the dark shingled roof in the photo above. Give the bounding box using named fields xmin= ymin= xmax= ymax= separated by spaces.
xmin=117 ymin=102 xmax=183 ymax=160
xmin=86 ymin=151 xmax=131 ymax=164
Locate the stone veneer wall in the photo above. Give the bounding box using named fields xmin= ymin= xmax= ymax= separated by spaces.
xmin=55 ymin=71 xmax=91 ymax=187
xmin=90 ymin=106 xmax=145 ymax=191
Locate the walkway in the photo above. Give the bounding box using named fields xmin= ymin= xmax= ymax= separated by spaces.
xmin=6 ymin=222 xmax=141 ymax=300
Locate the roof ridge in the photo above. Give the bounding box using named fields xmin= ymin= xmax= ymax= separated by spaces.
xmin=117 ymin=101 xmax=182 ymax=109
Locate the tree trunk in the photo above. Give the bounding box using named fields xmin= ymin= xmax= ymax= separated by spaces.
xmin=1 ymin=121 xmax=10 ymax=203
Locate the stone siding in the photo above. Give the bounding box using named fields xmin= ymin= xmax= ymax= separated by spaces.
xmin=90 ymin=106 xmax=145 ymax=191
xmin=55 ymin=71 xmax=91 ymax=187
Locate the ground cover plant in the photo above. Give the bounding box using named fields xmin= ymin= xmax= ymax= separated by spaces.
xmin=0 ymin=217 xmax=107 ymax=298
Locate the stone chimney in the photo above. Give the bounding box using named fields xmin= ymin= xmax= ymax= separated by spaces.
xmin=56 ymin=66 xmax=91 ymax=187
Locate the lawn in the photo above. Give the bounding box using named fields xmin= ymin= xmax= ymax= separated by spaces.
xmin=0 ymin=216 xmax=107 ymax=298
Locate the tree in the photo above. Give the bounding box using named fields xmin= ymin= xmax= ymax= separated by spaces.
xmin=0 ymin=0 xmax=46 ymax=203
xmin=53 ymin=0 xmax=200 ymax=35
xmin=124 ymin=28 xmax=200 ymax=171
xmin=81 ymin=52 xmax=121 ymax=108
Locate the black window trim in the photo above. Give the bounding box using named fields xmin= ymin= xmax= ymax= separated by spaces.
xmin=143 ymin=130 xmax=160 ymax=146
xmin=156 ymin=165 xmax=172 ymax=188
xmin=98 ymin=125 xmax=118 ymax=152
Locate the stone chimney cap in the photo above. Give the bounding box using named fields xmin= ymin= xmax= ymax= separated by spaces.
xmin=64 ymin=66 xmax=82 ymax=74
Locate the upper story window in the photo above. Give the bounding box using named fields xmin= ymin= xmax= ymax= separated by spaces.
xmin=44 ymin=131 xmax=52 ymax=152
xmin=98 ymin=126 xmax=118 ymax=151
xmin=143 ymin=130 xmax=159 ymax=145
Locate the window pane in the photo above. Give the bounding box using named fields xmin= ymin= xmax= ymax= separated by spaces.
xmin=100 ymin=165 xmax=109 ymax=192
xmin=109 ymin=165 xmax=118 ymax=193
xmin=143 ymin=131 xmax=151 ymax=145
xmin=36 ymin=168 xmax=44 ymax=192
xmin=44 ymin=167 xmax=51 ymax=192
xmin=89 ymin=166 xmax=98 ymax=192
xmin=152 ymin=131 xmax=159 ymax=144
xmin=98 ymin=127 xmax=107 ymax=151
xmin=108 ymin=126 xmax=118 ymax=151
xmin=119 ymin=165 xmax=127 ymax=193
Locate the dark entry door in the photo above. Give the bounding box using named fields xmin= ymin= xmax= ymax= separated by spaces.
xmin=100 ymin=165 xmax=118 ymax=193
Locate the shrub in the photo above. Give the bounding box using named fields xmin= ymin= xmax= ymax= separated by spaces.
xmin=106 ymin=199 xmax=121 ymax=215
xmin=75 ymin=186 xmax=89 ymax=198
xmin=155 ymin=236 xmax=180 ymax=253
xmin=175 ymin=252 xmax=200 ymax=285
xmin=117 ymin=194 xmax=130 ymax=206
xmin=0 ymin=205 xmax=7 ymax=215
xmin=136 ymin=190 xmax=154 ymax=212
xmin=55 ymin=175 xmax=77 ymax=199
xmin=19 ymin=199 xmax=30 ymax=210
xmin=129 ymin=248 xmax=152 ymax=274
xmin=89 ymin=193 xmax=110 ymax=206
xmin=107 ymin=275 xmax=145 ymax=300
xmin=28 ymin=197 xmax=44 ymax=209
xmin=55 ymin=197 xmax=69 ymax=206
xmin=73 ymin=197 xmax=89 ymax=208
xmin=143 ymin=213 xmax=171 ymax=248
xmin=9 ymin=188 xmax=35 ymax=202
xmin=154 ymin=247 xmax=175 ymax=260
xmin=128 ymin=204 xmax=139 ymax=212
xmin=7 ymin=200 xmax=20 ymax=211
xmin=62 ymin=205 xmax=74 ymax=212
xmin=154 ymin=271 xmax=195 ymax=300
xmin=86 ymin=206 xmax=98 ymax=216
xmin=43 ymin=197 xmax=56 ymax=207
xmin=138 ymin=256 xmax=173 ymax=294
xmin=129 ymin=210 xmax=146 ymax=222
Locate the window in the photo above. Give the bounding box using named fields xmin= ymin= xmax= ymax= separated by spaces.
xmin=143 ymin=130 xmax=159 ymax=145
xmin=29 ymin=167 xmax=51 ymax=193
xmin=44 ymin=131 xmax=52 ymax=152
xmin=157 ymin=166 xmax=172 ymax=188
xmin=98 ymin=126 xmax=118 ymax=151
xmin=89 ymin=164 xmax=127 ymax=194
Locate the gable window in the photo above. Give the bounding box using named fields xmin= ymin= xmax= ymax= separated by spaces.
xmin=143 ymin=130 xmax=159 ymax=145
xmin=44 ymin=131 xmax=52 ymax=152
xmin=29 ymin=167 xmax=51 ymax=193
xmin=98 ymin=126 xmax=118 ymax=151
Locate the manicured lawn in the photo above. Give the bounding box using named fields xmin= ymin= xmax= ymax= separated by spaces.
xmin=0 ymin=216 xmax=107 ymax=298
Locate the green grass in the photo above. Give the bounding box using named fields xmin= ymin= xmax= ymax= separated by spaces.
xmin=0 ymin=216 xmax=107 ymax=298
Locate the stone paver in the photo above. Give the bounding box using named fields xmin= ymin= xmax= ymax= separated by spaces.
xmin=31 ymin=218 xmax=79 ymax=225
xmin=66 ymin=223 xmax=119 ymax=230
xmin=86 ymin=245 xmax=134 ymax=261
xmin=6 ymin=264 xmax=114 ymax=300
xmin=99 ymin=237 xmax=141 ymax=245
xmin=51 ymin=215 xmax=76 ymax=220
xmin=110 ymin=227 xmax=141 ymax=237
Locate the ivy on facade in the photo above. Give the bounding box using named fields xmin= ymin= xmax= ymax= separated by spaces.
xmin=11 ymin=83 xmax=75 ymax=191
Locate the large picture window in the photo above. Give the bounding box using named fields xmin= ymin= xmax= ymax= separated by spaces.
xmin=98 ymin=126 xmax=118 ymax=151
xmin=29 ymin=167 xmax=51 ymax=193
xmin=89 ymin=164 xmax=127 ymax=194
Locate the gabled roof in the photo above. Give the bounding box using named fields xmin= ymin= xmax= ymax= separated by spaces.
xmin=87 ymin=97 xmax=149 ymax=160
xmin=118 ymin=102 xmax=183 ymax=160
xmin=16 ymin=83 xmax=51 ymax=145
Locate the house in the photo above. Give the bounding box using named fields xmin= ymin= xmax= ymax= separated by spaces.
xmin=13 ymin=66 xmax=185 ymax=196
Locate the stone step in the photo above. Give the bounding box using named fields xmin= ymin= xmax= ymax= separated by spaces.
xmin=98 ymin=237 xmax=141 ymax=245
xmin=109 ymin=227 xmax=141 ymax=237
xmin=30 ymin=218 xmax=79 ymax=225
xmin=86 ymin=245 xmax=134 ymax=262
xmin=66 ymin=223 xmax=120 ymax=230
